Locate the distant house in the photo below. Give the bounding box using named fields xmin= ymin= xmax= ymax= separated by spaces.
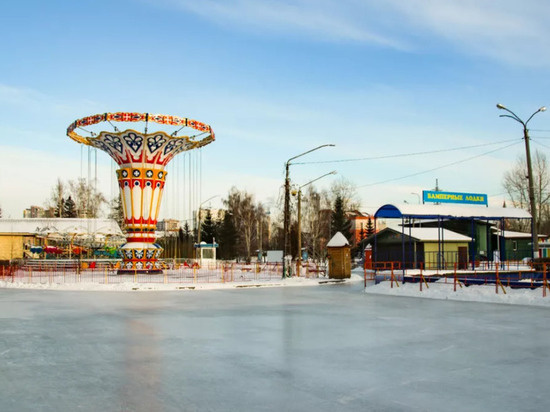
xmin=493 ymin=229 xmax=546 ymax=261
xmin=347 ymin=210 xmax=385 ymax=247
xmin=365 ymin=226 xmax=471 ymax=270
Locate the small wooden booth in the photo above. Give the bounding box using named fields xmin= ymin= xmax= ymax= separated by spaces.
xmin=327 ymin=232 xmax=351 ymax=279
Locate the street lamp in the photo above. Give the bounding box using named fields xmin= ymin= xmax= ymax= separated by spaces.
xmin=294 ymin=171 xmax=337 ymax=276
xmin=411 ymin=192 xmax=421 ymax=204
xmin=283 ymin=144 xmax=334 ymax=277
xmin=497 ymin=103 xmax=546 ymax=257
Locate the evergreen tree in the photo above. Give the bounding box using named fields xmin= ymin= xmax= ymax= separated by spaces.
xmin=183 ymin=222 xmax=193 ymax=241
xmin=359 ymin=224 xmax=366 ymax=242
xmin=200 ymin=209 xmax=217 ymax=243
xmin=180 ymin=222 xmax=194 ymax=258
xmin=218 ymin=212 xmax=237 ymax=259
xmin=62 ymin=196 xmax=77 ymax=218
xmin=331 ymin=195 xmax=351 ymax=239
xmin=366 ymin=218 xmax=375 ymax=236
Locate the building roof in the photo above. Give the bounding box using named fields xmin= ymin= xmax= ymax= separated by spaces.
xmin=379 ymin=226 xmax=472 ymax=242
xmin=493 ymin=229 xmax=546 ymax=239
xmin=0 ymin=218 xmax=122 ymax=236
xmin=374 ymin=204 xmax=531 ymax=220
xmin=327 ymin=232 xmax=350 ymax=247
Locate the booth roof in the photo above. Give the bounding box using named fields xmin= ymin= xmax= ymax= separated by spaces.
xmin=374 ymin=204 xmax=531 ymax=220
xmin=327 ymin=232 xmax=350 ymax=247
xmin=387 ymin=227 xmax=472 ymax=242
xmin=0 ymin=218 xmax=123 ymax=235
xmin=492 ymin=229 xmax=546 ymax=239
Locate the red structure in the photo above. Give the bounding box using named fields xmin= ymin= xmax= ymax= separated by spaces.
xmin=67 ymin=112 xmax=214 ymax=273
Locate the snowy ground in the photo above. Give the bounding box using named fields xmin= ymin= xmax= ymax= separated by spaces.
xmin=1 ymin=281 xmax=550 ymax=411
xmin=0 ymin=274 xmax=363 ymax=291
xmin=366 ymin=279 xmax=550 ymax=307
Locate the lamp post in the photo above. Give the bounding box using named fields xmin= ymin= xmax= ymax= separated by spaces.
xmin=411 ymin=192 xmax=421 ymax=204
xmin=497 ymin=103 xmax=546 ymax=257
xmin=283 ymin=144 xmax=334 ymax=277
xmin=295 ymin=171 xmax=337 ymax=276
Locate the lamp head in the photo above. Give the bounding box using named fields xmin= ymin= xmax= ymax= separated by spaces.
xmin=540 ymin=106 xmax=547 ymax=112
xmin=496 ymin=103 xmax=506 ymax=110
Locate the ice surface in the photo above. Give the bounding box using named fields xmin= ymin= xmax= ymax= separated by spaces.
xmin=1 ymin=281 xmax=549 ymax=412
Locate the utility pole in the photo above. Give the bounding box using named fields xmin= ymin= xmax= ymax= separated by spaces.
xmin=497 ymin=103 xmax=546 ymax=258
xmin=283 ymin=145 xmax=334 ymax=278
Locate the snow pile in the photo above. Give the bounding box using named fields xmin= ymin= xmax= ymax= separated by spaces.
xmin=0 ymin=274 xmax=363 ymax=292
xmin=365 ymin=280 xmax=550 ymax=307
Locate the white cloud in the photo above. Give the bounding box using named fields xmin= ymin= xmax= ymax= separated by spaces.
xmin=158 ymin=0 xmax=408 ymax=49
xmin=384 ymin=0 xmax=550 ymax=67
xmin=156 ymin=0 xmax=550 ymax=67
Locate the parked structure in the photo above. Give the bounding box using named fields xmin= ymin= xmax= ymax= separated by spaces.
xmin=327 ymin=231 xmax=351 ymax=279
xmin=367 ymin=203 xmax=534 ymax=270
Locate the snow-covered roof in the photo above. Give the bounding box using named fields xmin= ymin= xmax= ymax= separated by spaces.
xmin=327 ymin=232 xmax=350 ymax=247
xmin=387 ymin=227 xmax=472 ymax=242
xmin=493 ymin=229 xmax=545 ymax=239
xmin=375 ymin=204 xmax=531 ymax=220
xmin=0 ymin=218 xmax=122 ymax=236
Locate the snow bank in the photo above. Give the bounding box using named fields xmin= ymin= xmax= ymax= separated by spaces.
xmin=365 ymin=280 xmax=550 ymax=307
xmin=0 ymin=274 xmax=363 ymax=292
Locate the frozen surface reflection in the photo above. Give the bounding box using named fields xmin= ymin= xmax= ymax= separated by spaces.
xmin=1 ymin=283 xmax=549 ymax=411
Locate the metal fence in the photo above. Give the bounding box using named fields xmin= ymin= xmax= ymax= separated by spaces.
xmin=0 ymin=259 xmax=327 ymax=285
xmin=367 ymin=261 xmax=550 ymax=297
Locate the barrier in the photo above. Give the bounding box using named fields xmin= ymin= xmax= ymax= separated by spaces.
xmin=367 ymin=259 xmax=548 ymax=297
xmin=2 ymin=259 xmax=298 ymax=286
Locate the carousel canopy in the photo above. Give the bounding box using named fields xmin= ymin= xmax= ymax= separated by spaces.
xmin=0 ymin=218 xmax=123 ymax=236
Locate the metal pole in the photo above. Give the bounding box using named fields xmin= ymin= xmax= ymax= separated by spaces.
xmin=297 ymin=189 xmax=302 ymax=276
xmin=283 ymin=162 xmax=290 ymax=278
xmin=497 ymin=104 xmax=546 ymax=258
xmin=523 ymin=126 xmax=538 ymax=257
xmin=282 ymin=145 xmax=335 ymax=278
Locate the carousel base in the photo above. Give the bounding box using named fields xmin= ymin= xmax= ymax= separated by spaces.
xmin=117 ymin=268 xmax=163 ymax=275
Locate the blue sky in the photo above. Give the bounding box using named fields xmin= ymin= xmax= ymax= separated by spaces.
xmin=1 ymin=0 xmax=550 ymax=219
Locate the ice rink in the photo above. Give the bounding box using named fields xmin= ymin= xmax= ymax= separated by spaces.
xmin=1 ymin=282 xmax=549 ymax=411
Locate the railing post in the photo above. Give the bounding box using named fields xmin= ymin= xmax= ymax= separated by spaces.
xmin=543 ymin=263 xmax=547 ymax=298
xmin=495 ymin=261 xmax=499 ymax=294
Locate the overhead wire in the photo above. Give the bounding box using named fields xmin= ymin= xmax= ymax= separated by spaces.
xmin=531 ymin=138 xmax=550 ymax=150
xmin=292 ymin=138 xmax=519 ymax=165
xmin=357 ymin=141 xmax=521 ymax=188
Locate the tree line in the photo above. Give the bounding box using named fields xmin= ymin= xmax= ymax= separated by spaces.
xmin=31 ymin=150 xmax=550 ymax=261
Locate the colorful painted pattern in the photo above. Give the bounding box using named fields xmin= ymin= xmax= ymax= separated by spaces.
xmin=67 ymin=112 xmax=215 ymax=145
xmin=67 ymin=113 xmax=215 ymax=274
xmin=89 ymin=129 xmax=210 ymax=167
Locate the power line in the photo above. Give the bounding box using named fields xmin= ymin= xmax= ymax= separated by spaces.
xmin=357 ymin=141 xmax=521 ymax=188
xmin=292 ymin=138 xmax=519 ymax=165
xmin=531 ymin=139 xmax=550 ymax=150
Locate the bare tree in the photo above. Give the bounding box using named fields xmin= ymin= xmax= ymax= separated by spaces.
xmin=324 ymin=177 xmax=361 ymax=212
xmin=224 ymin=187 xmax=262 ymax=260
xmin=69 ymin=178 xmax=106 ymax=218
xmin=503 ymin=150 xmax=550 ymax=233
xmin=46 ymin=178 xmax=67 ymax=217
xmin=45 ymin=178 xmax=106 ymax=218
xmin=301 ymin=186 xmax=332 ymax=260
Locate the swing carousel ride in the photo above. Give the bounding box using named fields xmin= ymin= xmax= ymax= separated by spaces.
xmin=67 ymin=112 xmax=215 ymax=274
